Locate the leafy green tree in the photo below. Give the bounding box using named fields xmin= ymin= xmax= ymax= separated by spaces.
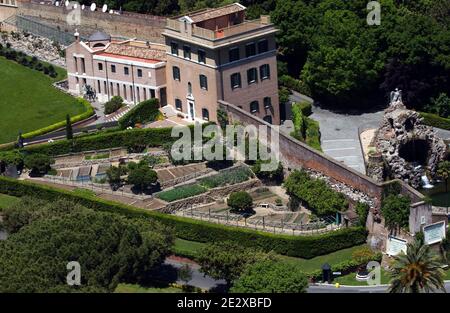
xmin=355 ymin=202 xmax=370 ymax=227
xmin=66 ymin=114 xmax=73 ymax=140
xmin=127 ymin=166 xmax=158 ymax=191
xmin=227 ymin=191 xmax=253 ymax=213
xmin=104 ymin=96 xmax=124 ymax=115
xmin=106 ymin=165 xmax=127 ymax=189
xmin=251 ymin=160 xmax=283 ymax=182
xmin=381 ymin=195 xmax=411 ymax=231
xmin=230 ymin=259 xmax=308 ymax=293
xmin=0 ymin=199 xmax=174 ymax=292
xmin=197 ymin=241 xmax=269 ymax=288
xmin=23 ymin=153 xmax=54 ymax=176
xmin=0 ymin=150 xmax=24 ymax=167
xmin=437 ymin=161 xmax=450 ymax=193
xmin=389 ymin=239 xmax=445 ymax=293
xmin=284 ymin=169 xmax=348 ymax=216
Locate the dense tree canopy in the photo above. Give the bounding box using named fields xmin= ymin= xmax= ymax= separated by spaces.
xmin=381 ymin=194 xmax=411 ymax=230
xmin=197 ymin=241 xmax=270 ymax=287
xmin=272 ymin=0 xmax=450 ymax=109
xmin=230 ymin=259 xmax=308 ymax=293
xmin=0 ymin=198 xmax=174 ymax=292
xmin=79 ymin=1 xmax=449 ymax=109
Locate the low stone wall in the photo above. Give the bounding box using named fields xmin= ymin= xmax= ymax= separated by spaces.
xmin=159 ymin=194 xmax=214 ymax=214
xmin=208 ymin=179 xmax=262 ymax=199
xmin=158 ymin=179 xmax=262 ymax=214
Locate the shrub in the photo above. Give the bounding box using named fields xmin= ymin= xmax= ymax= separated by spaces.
xmin=284 ymin=169 xmax=348 ymax=216
xmin=381 ymin=195 xmax=411 ymax=230
xmin=127 ymin=166 xmax=158 ymax=191
xmin=156 ymin=184 xmax=207 ymax=202
xmin=0 ymin=176 xmax=368 ymax=258
xmin=420 ymin=112 xmax=450 ymax=130
xmin=355 ymin=202 xmax=370 ymax=226
xmin=291 ymin=102 xmax=321 ymax=151
xmin=23 ymin=153 xmax=54 ymax=175
xmin=279 ymin=74 xmax=311 ymax=96
xmin=231 ymin=260 xmax=308 ymax=293
xmin=351 ymin=246 xmax=377 ymax=263
xmin=118 ymin=98 xmax=160 ymax=129
xmin=104 ymin=96 xmax=124 ymax=115
xmin=199 ymin=167 xmax=253 ymax=189
xmin=0 ymin=150 xmax=24 ymax=166
xmin=227 ymin=191 xmax=253 ymax=213
xmin=251 ymin=160 xmax=284 ymax=182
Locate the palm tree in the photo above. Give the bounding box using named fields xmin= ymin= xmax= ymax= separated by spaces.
xmin=389 ymin=239 xmax=446 ymax=293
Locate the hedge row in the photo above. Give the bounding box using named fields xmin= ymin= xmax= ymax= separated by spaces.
xmin=22 ymin=126 xmax=175 ymax=156
xmin=420 ymin=112 xmax=450 ymax=130
xmin=118 ymin=98 xmax=161 ymax=129
xmin=22 ymin=98 xmax=95 ymax=139
xmin=0 ymin=176 xmax=367 ymax=259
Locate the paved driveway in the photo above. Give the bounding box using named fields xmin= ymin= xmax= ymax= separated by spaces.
xmin=309 ymin=106 xmax=384 ymax=174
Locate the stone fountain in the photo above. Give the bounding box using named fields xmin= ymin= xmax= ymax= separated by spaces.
xmin=368 ymin=89 xmax=447 ymax=188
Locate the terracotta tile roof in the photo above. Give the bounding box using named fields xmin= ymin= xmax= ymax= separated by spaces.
xmin=102 ymin=43 xmax=166 ymax=62
xmin=187 ymin=3 xmax=245 ymax=23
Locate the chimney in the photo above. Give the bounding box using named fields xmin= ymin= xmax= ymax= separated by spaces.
xmin=74 ymin=28 xmax=80 ymax=42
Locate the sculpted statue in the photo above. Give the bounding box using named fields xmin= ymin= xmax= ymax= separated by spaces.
xmin=390 ymin=88 xmax=402 ymax=104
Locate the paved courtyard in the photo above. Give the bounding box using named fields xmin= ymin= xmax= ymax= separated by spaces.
xmin=310 ymin=106 xmax=384 ymax=174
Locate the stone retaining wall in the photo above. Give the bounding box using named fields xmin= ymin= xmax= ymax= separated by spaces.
xmin=218 ymin=100 xmax=432 ymax=238
xmin=17 ymin=1 xmax=166 ymax=43
xmin=158 ymin=179 xmax=262 ymax=214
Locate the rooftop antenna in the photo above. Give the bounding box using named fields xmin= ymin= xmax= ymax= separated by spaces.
xmin=90 ymin=3 xmax=96 ymax=11
xmin=102 ymin=4 xmax=107 ymax=13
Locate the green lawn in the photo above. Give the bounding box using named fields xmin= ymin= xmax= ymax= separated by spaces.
xmin=174 ymin=238 xmax=368 ymax=273
xmin=334 ymin=268 xmax=391 ymax=286
xmin=0 ymin=194 xmax=19 ymax=209
xmin=115 ymin=283 xmax=182 ymax=293
xmin=0 ymin=56 xmax=86 ymax=143
xmin=279 ymin=244 xmax=368 ymax=273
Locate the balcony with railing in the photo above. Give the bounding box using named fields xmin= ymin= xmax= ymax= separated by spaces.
xmin=165 ymin=16 xmax=275 ymax=44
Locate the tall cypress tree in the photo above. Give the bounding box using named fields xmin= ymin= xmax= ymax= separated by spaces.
xmin=65 ymin=114 xmax=73 ymax=140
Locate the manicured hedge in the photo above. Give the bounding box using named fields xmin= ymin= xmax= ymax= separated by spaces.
xmin=22 ymin=126 xmax=175 ymax=156
xmin=118 ymin=98 xmax=161 ymax=129
xmin=22 ymin=98 xmax=95 ymax=139
xmin=420 ymin=112 xmax=450 ymax=130
xmin=0 ymin=177 xmax=367 ymax=259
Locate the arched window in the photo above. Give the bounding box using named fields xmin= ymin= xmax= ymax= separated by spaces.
xmin=250 ymin=101 xmax=259 ymax=113
xmin=202 ymin=108 xmax=209 ymax=121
